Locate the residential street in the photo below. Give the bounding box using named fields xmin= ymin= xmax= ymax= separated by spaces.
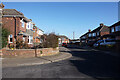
xmin=2 ymin=46 xmax=120 ymax=79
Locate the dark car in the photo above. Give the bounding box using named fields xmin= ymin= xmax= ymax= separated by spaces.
xmin=87 ymin=41 xmax=96 ymax=47
xmin=62 ymin=43 xmax=67 ymax=47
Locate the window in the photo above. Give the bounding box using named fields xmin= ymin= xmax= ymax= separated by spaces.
xmin=111 ymin=27 xmax=114 ymax=32
xmin=30 ymin=23 xmax=33 ymax=30
xmin=88 ymin=33 xmax=92 ymax=37
xmin=23 ymin=37 xmax=25 ymax=42
xmin=26 ymin=23 xmax=29 ymax=29
xmin=82 ymin=36 xmax=86 ymax=39
xmin=93 ymin=33 xmax=96 ymax=36
xmin=115 ymin=26 xmax=120 ymax=32
xmin=9 ymin=35 xmax=13 ymax=43
xmin=21 ymin=20 xmax=24 ymax=28
xmin=62 ymin=38 xmax=64 ymax=41
xmin=97 ymin=32 xmax=99 ymax=36
xmin=28 ymin=36 xmax=33 ymax=44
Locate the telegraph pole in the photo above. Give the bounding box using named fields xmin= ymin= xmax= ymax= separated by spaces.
xmin=73 ymin=31 xmax=75 ymax=40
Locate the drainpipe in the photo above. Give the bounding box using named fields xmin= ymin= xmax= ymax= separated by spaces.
xmin=13 ymin=16 xmax=17 ymax=49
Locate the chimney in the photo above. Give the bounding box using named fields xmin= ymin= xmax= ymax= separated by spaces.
xmin=0 ymin=3 xmax=5 ymax=9
xmin=100 ymin=23 xmax=104 ymax=27
xmin=88 ymin=29 xmax=91 ymax=32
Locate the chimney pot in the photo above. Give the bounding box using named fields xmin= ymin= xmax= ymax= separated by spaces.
xmin=100 ymin=23 xmax=104 ymax=27
xmin=88 ymin=29 xmax=91 ymax=32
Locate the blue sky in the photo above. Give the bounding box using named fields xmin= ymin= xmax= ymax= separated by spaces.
xmin=3 ymin=2 xmax=118 ymax=39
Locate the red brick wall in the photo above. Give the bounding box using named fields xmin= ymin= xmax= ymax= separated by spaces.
xmin=100 ymin=32 xmax=109 ymax=36
xmin=2 ymin=47 xmax=59 ymax=58
xmin=2 ymin=17 xmax=28 ymax=46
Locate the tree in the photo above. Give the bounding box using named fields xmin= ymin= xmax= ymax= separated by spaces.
xmin=2 ymin=27 xmax=10 ymax=48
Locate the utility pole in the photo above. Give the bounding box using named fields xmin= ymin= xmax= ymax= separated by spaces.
xmin=73 ymin=31 xmax=75 ymax=40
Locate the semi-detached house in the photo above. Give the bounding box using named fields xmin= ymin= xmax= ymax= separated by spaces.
xmin=80 ymin=23 xmax=109 ymax=46
xmin=1 ymin=3 xmax=43 ymax=48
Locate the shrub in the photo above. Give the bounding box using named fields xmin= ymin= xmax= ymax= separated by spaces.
xmin=39 ymin=33 xmax=58 ymax=48
xmin=16 ymin=39 xmax=29 ymax=49
xmin=2 ymin=28 xmax=10 ymax=48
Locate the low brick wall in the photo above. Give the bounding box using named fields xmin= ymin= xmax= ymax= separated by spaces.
xmin=1 ymin=47 xmax=59 ymax=58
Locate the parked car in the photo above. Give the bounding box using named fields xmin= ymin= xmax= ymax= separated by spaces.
xmin=87 ymin=41 xmax=96 ymax=47
xmin=62 ymin=43 xmax=67 ymax=47
xmin=100 ymin=39 xmax=116 ymax=46
xmin=93 ymin=40 xmax=102 ymax=47
xmin=93 ymin=39 xmax=116 ymax=47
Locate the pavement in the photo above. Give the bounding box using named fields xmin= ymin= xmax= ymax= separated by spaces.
xmin=2 ymin=51 xmax=72 ymax=68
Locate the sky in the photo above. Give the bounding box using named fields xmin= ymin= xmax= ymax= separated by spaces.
xmin=3 ymin=2 xmax=118 ymax=39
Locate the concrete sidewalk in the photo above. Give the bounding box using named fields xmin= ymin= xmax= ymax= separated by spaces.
xmin=2 ymin=52 xmax=72 ymax=68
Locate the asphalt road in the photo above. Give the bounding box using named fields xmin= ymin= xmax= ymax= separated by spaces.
xmin=2 ymin=46 xmax=120 ymax=79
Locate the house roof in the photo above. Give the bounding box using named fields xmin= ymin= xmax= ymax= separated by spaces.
xmin=2 ymin=9 xmax=24 ymax=16
xmin=91 ymin=26 xmax=103 ymax=33
xmin=2 ymin=9 xmax=32 ymax=22
xmin=58 ymin=35 xmax=69 ymax=39
xmin=80 ymin=32 xmax=89 ymax=38
xmin=80 ymin=23 xmax=109 ymax=38
xmin=109 ymin=21 xmax=120 ymax=28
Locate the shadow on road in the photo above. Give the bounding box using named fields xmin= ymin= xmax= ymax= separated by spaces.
xmin=62 ymin=46 xmax=120 ymax=80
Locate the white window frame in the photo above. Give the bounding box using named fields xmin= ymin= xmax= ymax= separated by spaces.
xmin=26 ymin=23 xmax=30 ymax=29
xmin=28 ymin=36 xmax=33 ymax=44
xmin=8 ymin=34 xmax=13 ymax=43
xmin=21 ymin=20 xmax=24 ymax=28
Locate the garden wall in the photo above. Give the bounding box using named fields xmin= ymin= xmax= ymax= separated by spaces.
xmin=1 ymin=47 xmax=59 ymax=58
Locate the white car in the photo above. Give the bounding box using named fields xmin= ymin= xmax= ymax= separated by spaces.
xmin=100 ymin=39 xmax=116 ymax=46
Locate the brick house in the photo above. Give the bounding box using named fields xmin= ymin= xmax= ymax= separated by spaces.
xmin=109 ymin=21 xmax=120 ymax=52
xmin=80 ymin=23 xmax=109 ymax=46
xmin=80 ymin=31 xmax=90 ymax=46
xmin=33 ymin=26 xmax=44 ymax=46
xmin=58 ymin=35 xmax=69 ymax=44
xmin=1 ymin=3 xmax=35 ymax=48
